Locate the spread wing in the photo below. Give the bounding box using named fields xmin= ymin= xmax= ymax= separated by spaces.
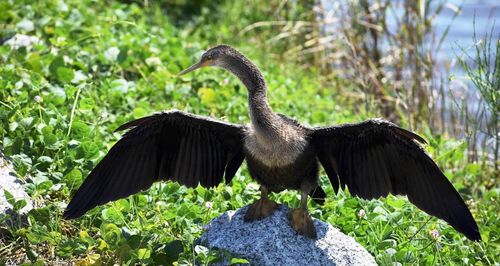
xmin=64 ymin=110 xmax=245 ymax=219
xmin=311 ymin=119 xmax=480 ymax=241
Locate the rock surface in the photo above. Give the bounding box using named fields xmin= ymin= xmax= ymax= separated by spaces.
xmin=0 ymin=155 xmax=33 ymax=214
xmin=199 ymin=205 xmax=376 ymax=266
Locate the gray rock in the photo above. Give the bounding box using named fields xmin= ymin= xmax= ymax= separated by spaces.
xmin=0 ymin=155 xmax=33 ymax=214
xmin=199 ymin=205 xmax=376 ymax=266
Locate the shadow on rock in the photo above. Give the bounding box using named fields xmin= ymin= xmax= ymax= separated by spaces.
xmin=198 ymin=205 xmax=376 ymax=266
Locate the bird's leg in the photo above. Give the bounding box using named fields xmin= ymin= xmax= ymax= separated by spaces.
xmin=287 ymin=189 xmax=317 ymax=239
xmin=244 ymin=186 xmax=279 ymax=222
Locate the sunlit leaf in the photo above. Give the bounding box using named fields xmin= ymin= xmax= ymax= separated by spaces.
xmin=64 ymin=169 xmax=83 ymax=187
xmin=102 ymin=207 xmax=124 ymax=224
xmin=56 ymin=67 xmax=75 ymax=83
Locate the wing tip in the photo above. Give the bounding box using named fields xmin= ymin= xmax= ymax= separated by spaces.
xmin=462 ymin=226 xmax=482 ymax=241
xmin=391 ymin=126 xmax=427 ymax=144
xmin=62 ymin=208 xmax=81 ymax=220
xmin=63 ymin=192 xmax=97 ymax=220
xmin=114 ymin=114 xmax=159 ymax=132
xmin=115 ymin=121 xmax=137 ymax=132
xmin=447 ymin=202 xmax=482 ymax=241
xmin=469 ymin=232 xmax=482 ymax=242
xmin=463 ymin=220 xmax=482 ymax=241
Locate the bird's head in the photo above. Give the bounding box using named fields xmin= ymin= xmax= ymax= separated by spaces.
xmin=179 ymin=45 xmax=237 ymax=75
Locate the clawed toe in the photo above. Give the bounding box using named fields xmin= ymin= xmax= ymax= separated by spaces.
xmin=244 ymin=198 xmax=279 ymax=222
xmin=287 ymin=208 xmax=317 ymax=239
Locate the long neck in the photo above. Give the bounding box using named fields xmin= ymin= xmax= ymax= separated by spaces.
xmin=220 ymin=55 xmax=279 ymax=132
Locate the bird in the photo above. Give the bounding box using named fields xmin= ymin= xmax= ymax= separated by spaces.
xmin=64 ymin=44 xmax=480 ymax=241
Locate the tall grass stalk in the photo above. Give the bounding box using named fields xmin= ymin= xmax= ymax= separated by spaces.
xmin=242 ymin=0 xmax=459 ymax=129
xmin=456 ymin=21 xmax=499 ymax=170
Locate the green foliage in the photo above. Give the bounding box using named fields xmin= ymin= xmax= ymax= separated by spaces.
xmin=457 ymin=20 xmax=499 ymax=170
xmin=0 ymin=0 xmax=498 ymax=265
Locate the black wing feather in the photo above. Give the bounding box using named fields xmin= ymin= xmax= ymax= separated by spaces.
xmin=64 ymin=110 xmax=246 ymax=219
xmin=311 ymin=118 xmax=480 ymax=241
xmin=224 ymin=149 xmax=245 ymax=185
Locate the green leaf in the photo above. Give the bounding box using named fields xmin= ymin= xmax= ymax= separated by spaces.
xmin=49 ymin=56 xmax=65 ymax=76
xmin=64 ymin=169 xmax=83 ymax=187
xmin=25 ymin=225 xmax=51 ymax=244
xmin=56 ymin=239 xmax=86 ymax=257
xmin=56 ymin=67 xmax=75 ymax=83
xmin=37 ymin=180 xmax=54 ymax=192
xmin=344 ymin=198 xmax=359 ymax=208
xmin=133 ymin=107 xmax=147 ymax=118
xmin=42 ymin=133 xmax=58 ymax=146
xmin=79 ymin=97 xmax=96 ymax=110
xmin=13 ymin=199 xmax=27 ymax=212
xmin=27 ymin=53 xmax=43 ymax=73
xmin=71 ymin=121 xmax=91 ymax=138
xmin=115 ymin=199 xmax=131 ymax=212
xmin=20 ymin=117 xmax=35 ymax=128
xmin=230 ymin=258 xmax=250 ymax=264
xmin=3 ymin=189 xmax=16 ymax=206
xmin=377 ymin=239 xmax=396 ymax=250
xmin=135 ymin=194 xmax=148 ymax=207
xmin=102 ymin=207 xmax=124 ymax=224
xmin=101 ymin=223 xmax=122 ymax=246
xmin=48 ymin=85 xmax=66 ymax=104
xmin=117 ymin=46 xmax=128 ymax=64
xmin=98 ymin=239 xmax=109 ymax=251
xmin=126 ymin=235 xmax=142 ymax=249
xmin=136 ymin=248 xmax=151 ymax=259
xmin=386 ymin=196 xmax=405 ymax=209
xmin=79 ymin=230 xmax=95 ymax=245
xmin=29 ymin=207 xmax=51 ymax=224
xmin=111 ymin=79 xmax=129 ymax=93
xmin=79 ymin=141 xmax=99 ymax=159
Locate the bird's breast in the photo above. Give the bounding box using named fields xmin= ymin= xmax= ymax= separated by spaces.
xmin=243 ymin=124 xmax=308 ymax=167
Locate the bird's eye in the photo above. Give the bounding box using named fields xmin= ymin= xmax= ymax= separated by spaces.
xmin=206 ymin=55 xmax=213 ymax=60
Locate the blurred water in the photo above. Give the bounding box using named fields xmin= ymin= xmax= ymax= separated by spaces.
xmin=320 ymin=0 xmax=498 ymax=151
xmin=434 ymin=0 xmax=498 ymax=64
xmin=321 ymin=1 xmax=498 ymax=102
xmin=321 ymin=0 xmax=498 ymax=78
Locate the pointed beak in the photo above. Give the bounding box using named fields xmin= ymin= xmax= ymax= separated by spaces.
xmin=178 ymin=60 xmax=213 ymax=76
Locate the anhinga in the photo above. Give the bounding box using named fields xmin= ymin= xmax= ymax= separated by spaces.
xmin=64 ymin=45 xmax=480 ymax=241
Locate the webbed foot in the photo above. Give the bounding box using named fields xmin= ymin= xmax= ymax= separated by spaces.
xmin=244 ymin=197 xmax=279 ymax=222
xmin=287 ymin=208 xmax=317 ymax=239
